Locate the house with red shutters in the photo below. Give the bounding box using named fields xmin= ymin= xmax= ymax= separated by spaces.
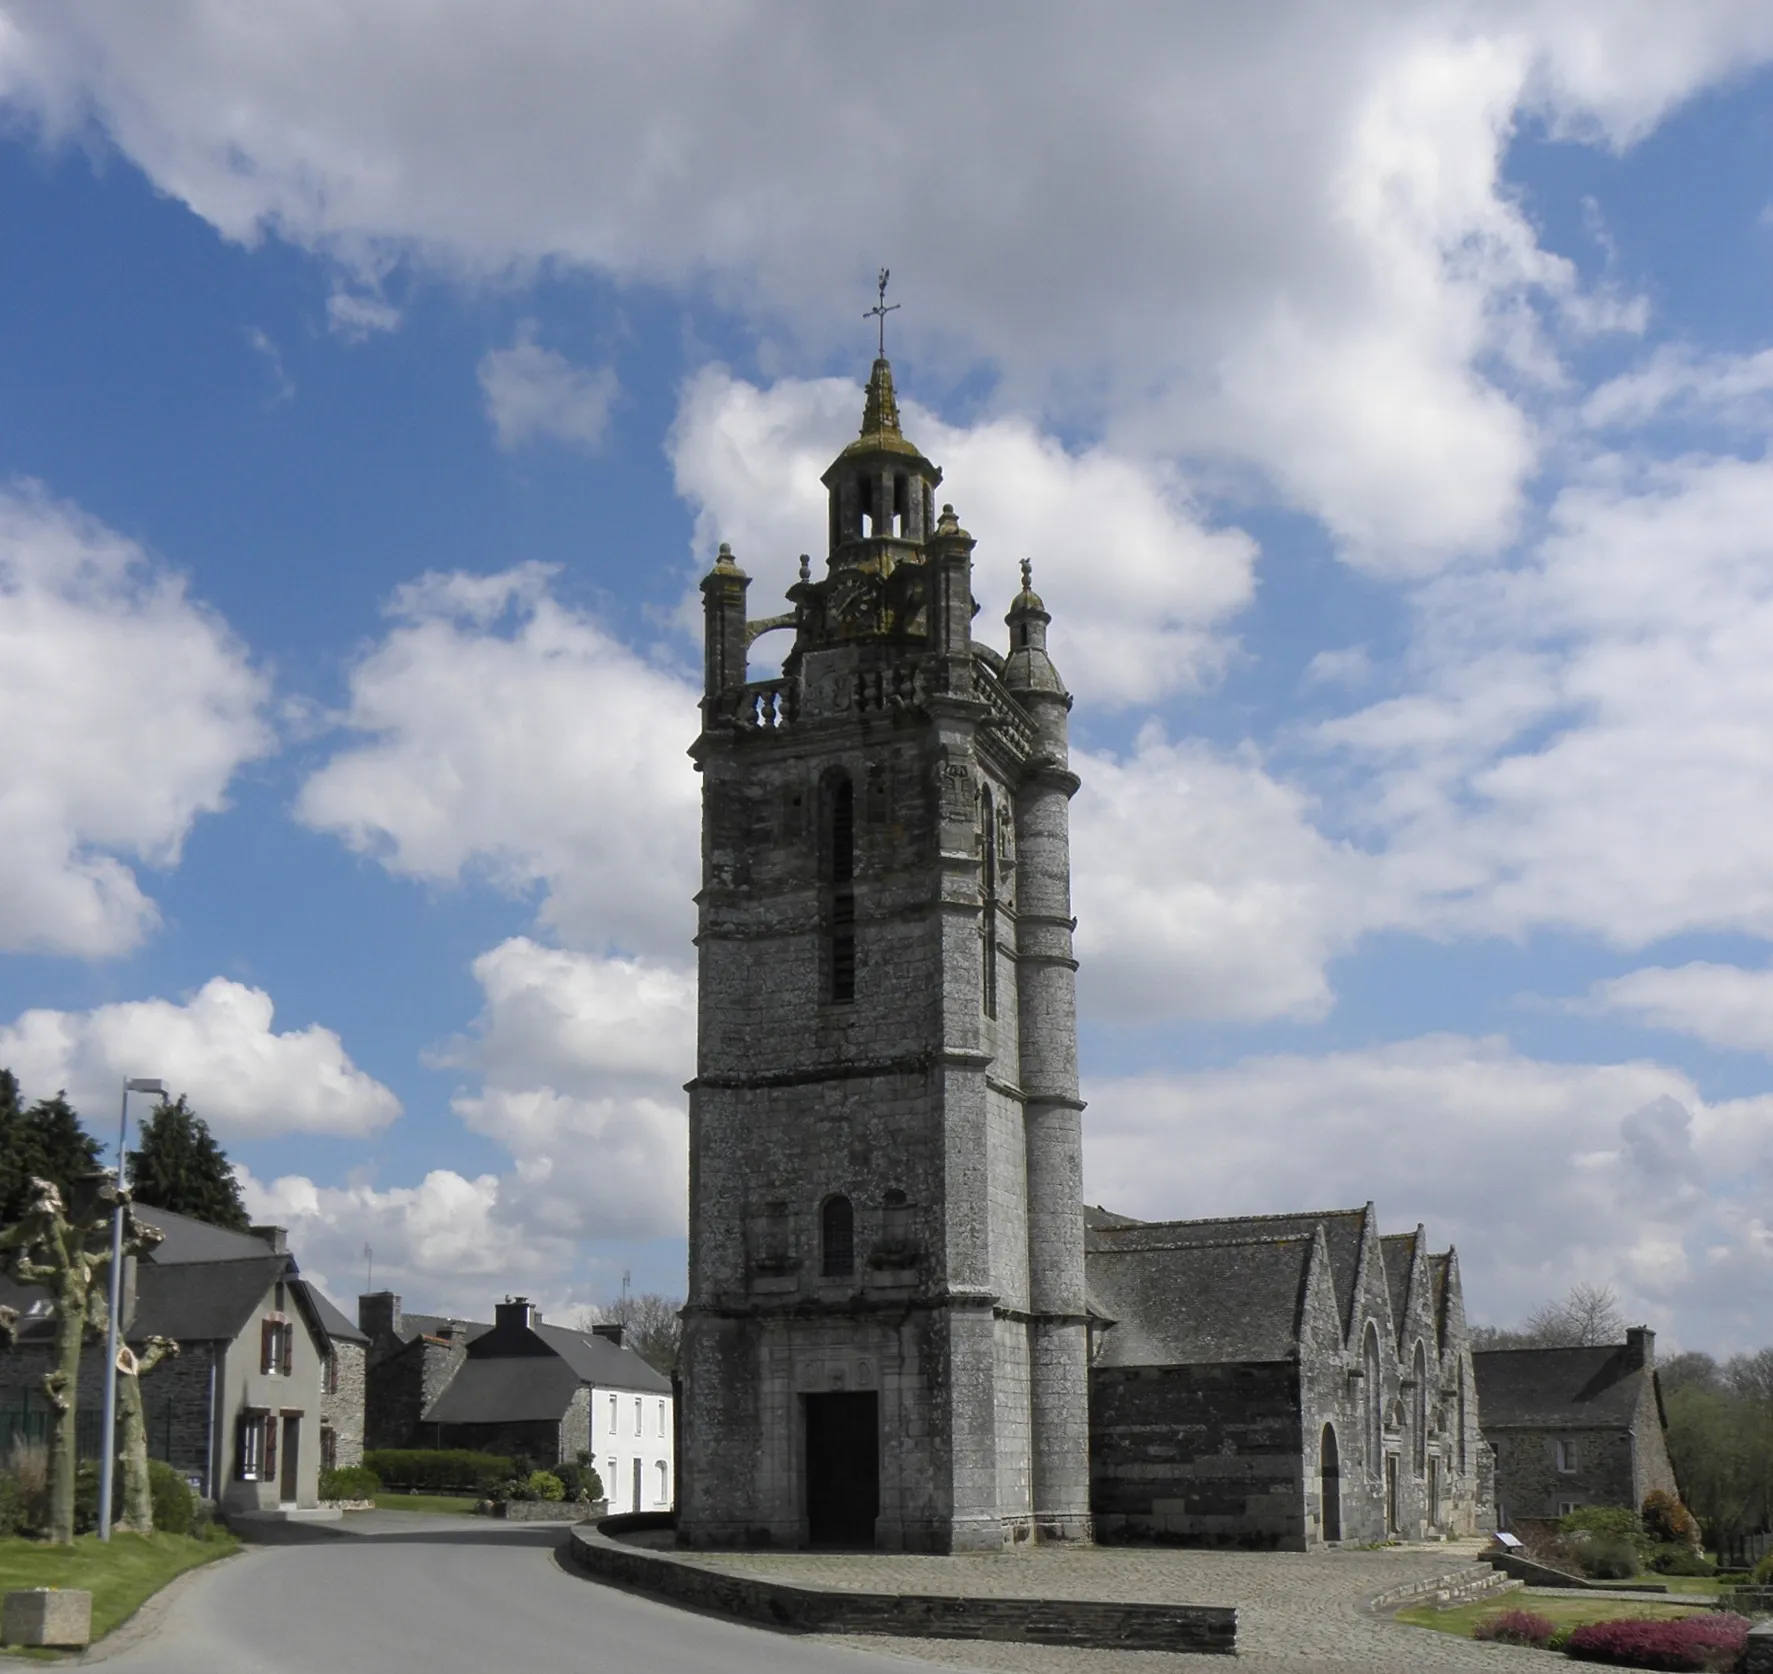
xmin=0 ymin=1206 xmax=361 ymax=1515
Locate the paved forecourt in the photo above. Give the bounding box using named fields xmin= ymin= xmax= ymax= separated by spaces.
xmin=686 ymin=1540 xmax=1563 ymax=1674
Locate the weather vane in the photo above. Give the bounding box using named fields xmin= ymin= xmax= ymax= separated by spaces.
xmin=864 ymin=266 xmax=900 ymax=358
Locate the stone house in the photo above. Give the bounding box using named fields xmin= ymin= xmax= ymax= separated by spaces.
xmin=0 ymin=1207 xmax=355 ymax=1514
xmin=293 ymin=1281 xmax=367 ymax=1472
xmin=1474 ymin=1328 xmax=1677 ymax=1527
xmin=359 ymin=1293 xmax=674 ymax=1511
xmin=1085 ymin=1205 xmax=1487 ymax=1549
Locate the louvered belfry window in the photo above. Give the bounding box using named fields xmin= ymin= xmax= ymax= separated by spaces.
xmin=821 ymin=1195 xmax=855 ymax=1278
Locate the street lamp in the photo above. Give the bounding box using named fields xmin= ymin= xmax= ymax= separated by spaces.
xmin=97 ymin=1076 xmax=164 ymax=1541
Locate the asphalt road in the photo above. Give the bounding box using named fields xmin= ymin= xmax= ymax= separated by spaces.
xmin=94 ymin=1514 xmax=930 ymax=1674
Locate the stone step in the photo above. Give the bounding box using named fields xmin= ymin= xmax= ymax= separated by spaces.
xmin=1370 ymin=1564 xmax=1524 ymax=1612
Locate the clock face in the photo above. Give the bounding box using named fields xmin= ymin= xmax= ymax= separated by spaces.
xmin=828 ymin=570 xmax=878 ymax=635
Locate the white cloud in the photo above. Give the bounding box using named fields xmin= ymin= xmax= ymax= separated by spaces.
xmin=326 ymin=285 xmax=402 ymax=340
xmin=1590 ymin=962 xmax=1773 ymax=1055
xmin=1321 ymin=445 xmax=1773 ymax=947
xmin=1073 ymin=728 xmax=1370 ymax=1022
xmin=241 ymin=935 xmax=693 ymax=1317
xmin=294 ymin=564 xmax=700 ymax=956
xmin=3 ymin=4 xmax=1757 ymax=560
xmin=669 ymin=366 xmax=1256 ymax=705
xmin=478 ymin=324 xmax=619 ymax=454
xmin=0 ymin=977 xmax=400 ymax=1136
xmin=1084 ymin=1033 xmax=1773 ymax=1353
xmin=0 ymin=483 xmax=270 ymax=956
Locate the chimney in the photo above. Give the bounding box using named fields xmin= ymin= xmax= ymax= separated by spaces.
xmin=495 ymin=1296 xmax=539 ymax=1333
xmin=591 ymin=1322 xmax=626 ymax=1349
xmin=250 ymin=1224 xmax=288 ymax=1254
xmin=1625 ymin=1325 xmax=1655 ymax=1370
xmin=359 ymin=1291 xmax=403 ymax=1342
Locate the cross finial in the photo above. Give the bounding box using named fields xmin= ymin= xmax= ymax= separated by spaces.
xmin=864 ymin=266 xmax=900 ymax=358
xmin=1020 ymin=558 xmax=1033 ymax=592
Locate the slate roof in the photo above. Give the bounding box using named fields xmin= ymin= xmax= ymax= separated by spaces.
xmin=1087 ymin=1235 xmax=1315 ymax=1366
xmin=532 ymin=1322 xmax=672 ymax=1393
xmin=134 ymin=1207 xmax=276 ymax=1266
xmin=1473 ymin=1345 xmax=1649 ymax=1429
xmin=131 ymin=1255 xmax=287 ymax=1341
xmin=399 ymin=1313 xmax=491 ymax=1345
xmin=1381 ymin=1232 xmax=1419 ymax=1337
xmin=292 ymin=1280 xmax=369 ymax=1346
xmin=1088 ymin=1206 xmax=1370 ymax=1334
xmin=424 ymin=1354 xmax=585 ymax=1425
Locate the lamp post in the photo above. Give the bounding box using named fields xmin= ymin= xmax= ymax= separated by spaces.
xmin=97 ymin=1075 xmax=164 ymax=1541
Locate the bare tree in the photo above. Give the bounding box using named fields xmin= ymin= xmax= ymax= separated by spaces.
xmin=1524 ymin=1282 xmax=1625 ymax=1348
xmin=579 ymin=1292 xmax=683 ymax=1377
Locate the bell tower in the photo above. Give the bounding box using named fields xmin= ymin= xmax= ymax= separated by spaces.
xmin=678 ymin=348 xmax=1091 ymax=1552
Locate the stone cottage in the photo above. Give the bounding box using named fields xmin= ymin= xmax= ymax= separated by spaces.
xmin=0 ymin=1206 xmax=352 ymax=1514
xmin=1085 ymin=1205 xmax=1487 ymax=1548
xmin=292 ymin=1280 xmax=367 ymax=1472
xmin=1474 ymin=1328 xmax=1677 ymax=1527
xmin=359 ymin=1293 xmax=673 ymax=1511
xmin=677 ymin=348 xmax=1090 ymax=1552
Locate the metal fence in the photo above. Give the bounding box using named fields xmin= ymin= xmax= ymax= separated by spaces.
xmin=0 ymin=1402 xmax=176 ymax=1464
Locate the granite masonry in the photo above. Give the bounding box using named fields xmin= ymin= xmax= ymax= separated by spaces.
xmin=678 ymin=354 xmax=1092 ymax=1552
xmin=1084 ymin=1206 xmax=1489 ymax=1550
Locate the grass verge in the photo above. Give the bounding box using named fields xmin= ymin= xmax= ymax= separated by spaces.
xmin=0 ymin=1528 xmax=237 ymax=1654
xmin=1397 ymin=1591 xmax=1712 ymax=1640
xmin=368 ymin=1492 xmax=479 ymax=1516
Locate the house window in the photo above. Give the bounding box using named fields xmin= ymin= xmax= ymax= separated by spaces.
xmin=609 ymin=1393 xmax=618 ymax=1433
xmin=1555 ymin=1438 xmax=1579 ymax=1474
xmin=607 ymin=1458 xmax=618 ymax=1505
xmin=657 ymin=1400 xmax=666 ymax=1436
xmin=261 ymin=1317 xmax=294 ymax=1376
xmin=634 ymin=1397 xmax=642 ymax=1433
xmin=656 ymin=1460 xmax=669 ymax=1504
xmin=1558 ymin=1499 xmax=1584 ymax=1516
xmin=821 ymin=1195 xmax=855 ymax=1278
xmin=237 ymin=1410 xmax=274 ymax=1481
xmin=323 ymin=1352 xmax=339 ymax=1395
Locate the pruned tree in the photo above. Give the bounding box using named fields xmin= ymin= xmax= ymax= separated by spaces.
xmin=0 ymin=1175 xmax=167 ymax=1541
xmin=128 ymin=1094 xmax=249 ymax=1231
xmin=115 ymin=1335 xmax=179 ymax=1531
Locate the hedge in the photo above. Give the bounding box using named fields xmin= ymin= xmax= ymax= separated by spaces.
xmin=361 ymin=1449 xmax=514 ymax=1493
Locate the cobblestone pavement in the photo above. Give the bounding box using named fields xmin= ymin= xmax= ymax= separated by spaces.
xmin=687 ymin=1542 xmax=1568 ymax=1672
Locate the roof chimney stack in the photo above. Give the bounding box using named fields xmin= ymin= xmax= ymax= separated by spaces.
xmin=591 ymin=1321 xmax=626 ymax=1349
xmin=1625 ymin=1325 xmax=1655 ymax=1370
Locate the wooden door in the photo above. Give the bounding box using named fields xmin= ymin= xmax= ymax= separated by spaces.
xmin=280 ymin=1415 xmax=300 ymax=1504
xmin=804 ymin=1392 xmax=879 ymax=1547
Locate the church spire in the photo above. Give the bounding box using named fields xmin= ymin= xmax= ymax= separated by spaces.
xmin=859 ymin=355 xmax=902 ymax=439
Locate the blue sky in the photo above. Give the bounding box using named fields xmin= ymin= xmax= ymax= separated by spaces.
xmin=3 ymin=5 xmax=1773 ymax=1349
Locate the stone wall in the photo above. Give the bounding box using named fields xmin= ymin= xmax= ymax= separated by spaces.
xmin=567 ymin=1519 xmax=1237 ymax=1655
xmin=363 ymin=1334 xmax=465 ymax=1450
xmin=1091 ymin=1362 xmax=1304 ymax=1548
xmin=1489 ymin=1426 xmax=1639 ymax=1523
xmin=321 ymin=1341 xmax=365 ymax=1469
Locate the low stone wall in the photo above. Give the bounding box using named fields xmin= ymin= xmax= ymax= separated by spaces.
xmin=566 ymin=1518 xmax=1237 ymax=1656
xmin=1745 ymin=1621 xmax=1773 ymax=1674
xmin=496 ymin=1498 xmax=607 ymax=1523
xmin=1485 ymin=1549 xmax=1667 ymax=1593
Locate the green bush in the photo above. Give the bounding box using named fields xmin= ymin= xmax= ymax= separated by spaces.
xmin=361 ymin=1449 xmax=513 ymax=1494
xmin=528 ymin=1470 xmax=564 ymax=1502
xmin=1648 ymin=1542 xmax=1715 ymax=1576
xmin=148 ymin=1461 xmax=194 ymax=1536
xmin=554 ymin=1459 xmax=604 ymax=1502
xmin=1560 ymin=1504 xmax=1649 ymax=1554
xmin=1579 ymin=1537 xmax=1640 ymax=1580
xmin=319 ymin=1464 xmax=382 ymax=1501
xmin=1753 ymin=1549 xmax=1773 ymax=1586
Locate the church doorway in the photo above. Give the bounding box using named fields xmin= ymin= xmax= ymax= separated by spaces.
xmin=1319 ymin=1424 xmax=1341 ymax=1542
xmin=804 ymin=1392 xmax=879 ymax=1547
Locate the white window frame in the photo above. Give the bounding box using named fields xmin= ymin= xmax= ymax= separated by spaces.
xmin=1555 ymin=1438 xmax=1579 ymax=1474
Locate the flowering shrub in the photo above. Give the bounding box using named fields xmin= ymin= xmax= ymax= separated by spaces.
xmin=1641 ymin=1490 xmax=1701 ymax=1551
xmin=1564 ymin=1613 xmax=1749 ymax=1671
xmin=1472 ymin=1609 xmax=1556 ymax=1647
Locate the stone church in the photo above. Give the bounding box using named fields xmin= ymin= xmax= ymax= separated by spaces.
xmin=675 ymin=348 xmax=1485 ymax=1553
xmin=677 ymin=353 xmax=1090 ymax=1552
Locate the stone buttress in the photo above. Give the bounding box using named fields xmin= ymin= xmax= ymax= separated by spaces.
xmin=677 ymin=356 xmax=1091 ymax=1551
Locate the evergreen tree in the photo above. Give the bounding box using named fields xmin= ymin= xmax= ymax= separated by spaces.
xmin=0 ymin=1076 xmax=104 ymax=1226
xmin=127 ymin=1095 xmax=250 ymax=1231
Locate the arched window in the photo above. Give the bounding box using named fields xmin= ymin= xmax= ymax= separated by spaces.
xmin=1364 ymin=1322 xmax=1383 ymax=1473
xmin=821 ymin=1195 xmax=855 ymax=1278
xmin=1320 ymin=1423 xmax=1341 ymax=1542
xmin=980 ymin=789 xmax=998 ymax=1018
xmin=656 ymin=1460 xmax=669 ymax=1504
xmin=824 ymin=772 xmax=855 ymax=1004
xmin=1412 ymin=1341 xmax=1428 ymax=1476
